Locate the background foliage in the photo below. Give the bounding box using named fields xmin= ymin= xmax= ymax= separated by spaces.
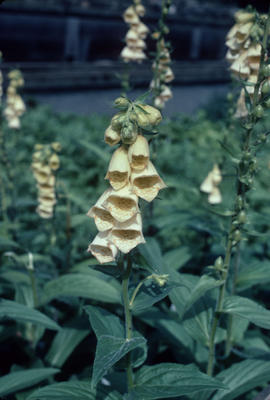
xmin=0 ymin=93 xmax=270 ymax=399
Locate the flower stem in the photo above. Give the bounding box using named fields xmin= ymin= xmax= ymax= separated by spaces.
xmin=122 ymin=254 xmax=133 ymax=391
xmin=207 ymin=226 xmax=233 ymax=376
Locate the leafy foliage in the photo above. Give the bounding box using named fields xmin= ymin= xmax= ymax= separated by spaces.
xmin=0 ymin=98 xmax=270 ymax=399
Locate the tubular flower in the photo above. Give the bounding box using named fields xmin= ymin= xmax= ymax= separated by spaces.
xmin=120 ymin=1 xmax=149 ymax=64
xmin=104 ymin=185 xmax=139 ymax=223
xmin=131 ymin=161 xmax=167 ymax=202
xmin=225 ymin=9 xmax=268 ymax=116
xmin=105 ymin=146 xmax=131 ymax=190
xmin=31 ymin=143 xmax=61 ymax=219
xmin=87 ymin=98 xmax=166 ymax=264
xmin=200 ymin=164 xmax=222 ymax=205
xmin=3 ymin=69 xmax=25 ymax=129
xmin=109 ymin=213 xmax=145 ymax=254
xmin=88 ymin=231 xmax=118 ymax=264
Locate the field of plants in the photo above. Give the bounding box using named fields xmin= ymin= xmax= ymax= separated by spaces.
xmin=1 ymin=2 xmax=270 ymax=400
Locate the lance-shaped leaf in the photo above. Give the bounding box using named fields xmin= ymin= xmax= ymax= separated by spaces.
xmin=212 ymin=359 xmax=270 ymax=400
xmin=222 ymin=295 xmax=270 ymax=329
xmin=27 ymin=381 xmax=122 ymax=400
xmin=40 ymin=274 xmax=121 ymax=305
xmin=0 ymin=299 xmax=60 ymax=330
xmin=131 ymin=363 xmax=227 ymax=399
xmin=0 ymin=368 xmax=59 ymax=397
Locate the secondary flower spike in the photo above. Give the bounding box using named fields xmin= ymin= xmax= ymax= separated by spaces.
xmin=120 ymin=1 xmax=149 ymax=64
xmin=87 ymin=97 xmax=166 ymax=264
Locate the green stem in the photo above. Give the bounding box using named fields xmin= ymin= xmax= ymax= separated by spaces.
xmin=129 ymin=275 xmax=153 ymax=308
xmin=225 ymin=242 xmax=241 ymax=356
xmin=122 ymin=254 xmax=133 ymax=391
xmin=207 ymin=227 xmax=233 ymax=376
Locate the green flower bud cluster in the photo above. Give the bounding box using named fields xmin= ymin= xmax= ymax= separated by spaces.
xmin=106 ymin=98 xmax=162 ymax=146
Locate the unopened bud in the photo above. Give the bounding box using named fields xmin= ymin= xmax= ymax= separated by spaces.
xmin=137 ymin=104 xmax=162 ymax=126
xmin=214 ymin=256 xmax=223 ymax=270
xmin=254 ymin=105 xmax=264 ymax=118
xmin=152 ymin=274 xmax=169 ymax=287
xmin=121 ymin=122 xmax=138 ymax=144
xmin=262 ymin=81 xmax=270 ymax=95
xmin=233 ymin=229 xmax=241 ymax=242
xmin=238 ymin=210 xmax=247 ymax=224
xmin=114 ymin=97 xmax=130 ymax=109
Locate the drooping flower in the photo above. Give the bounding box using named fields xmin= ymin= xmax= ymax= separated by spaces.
xmin=131 ymin=161 xmax=167 ymax=202
xmin=88 ymin=231 xmax=118 ymax=264
xmin=200 ymin=164 xmax=222 ymax=205
xmin=105 ymin=146 xmax=130 ymax=190
xmin=104 ymin=185 xmax=139 ymax=223
xmin=109 ymin=213 xmax=145 ymax=254
xmin=128 ymin=134 xmax=149 ymax=171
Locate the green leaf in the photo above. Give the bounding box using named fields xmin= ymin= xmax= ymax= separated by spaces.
xmin=27 ymin=381 xmax=122 ymax=400
xmin=0 ymin=237 xmax=20 ymax=251
xmin=92 ymin=335 xmax=146 ymax=387
xmin=223 ymin=295 xmax=270 ymax=329
xmin=236 ymin=262 xmax=270 ymax=291
xmin=183 ymin=275 xmax=223 ymax=315
xmin=45 ymin=328 xmax=89 ymax=368
xmin=212 ymin=359 xmax=270 ymax=400
xmin=0 ymin=368 xmax=59 ymax=396
xmin=132 ymin=282 xmax=181 ymax=313
xmin=0 ymin=299 xmax=60 ymax=330
xmin=85 ymin=305 xmax=124 ymax=338
xmin=131 ymin=363 xmax=227 ymax=399
xmin=138 ymin=238 xmax=163 ymax=273
xmin=163 ymin=247 xmax=191 ymax=271
xmin=85 ymin=306 xmax=147 ymax=376
xmin=41 ymin=274 xmax=121 ymax=305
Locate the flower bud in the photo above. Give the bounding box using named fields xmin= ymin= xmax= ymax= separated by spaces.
xmin=105 ymin=146 xmax=130 ymax=190
xmin=137 ymin=104 xmax=162 ymax=126
xmin=109 ymin=213 xmax=145 ymax=254
xmin=128 ymin=135 xmax=149 ymax=171
xmin=234 ymin=10 xmax=254 ymax=24
xmin=51 ymin=142 xmax=62 ymax=152
xmin=87 ymin=189 xmax=115 ymax=231
xmin=104 ymin=125 xmax=121 ymax=146
xmin=88 ymin=231 xmax=118 ymax=264
xmin=131 ymin=161 xmax=166 ymax=202
xmin=214 ymin=256 xmax=223 ymax=270
xmin=49 ymin=153 xmax=60 ymax=170
xmin=111 ymin=112 xmax=126 ymax=132
xmin=261 ymin=81 xmax=270 ymax=95
xmin=104 ymin=185 xmax=139 ymax=222
xmin=135 ymin=4 xmax=145 ymax=17
xmin=114 ymin=96 xmax=130 ymax=109
xmin=121 ymin=122 xmax=138 ymax=144
xmin=254 ymin=104 xmax=264 ymax=118
xmin=152 ymin=273 xmax=169 ymax=287
xmin=263 ymin=64 xmax=270 ymax=78
xmin=238 ymin=210 xmax=247 ymax=224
